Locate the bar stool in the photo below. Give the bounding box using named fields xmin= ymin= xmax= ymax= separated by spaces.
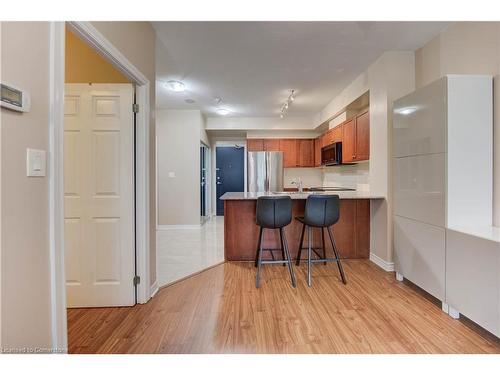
xmin=254 ymin=196 xmax=296 ymax=288
xmin=296 ymin=195 xmax=347 ymax=287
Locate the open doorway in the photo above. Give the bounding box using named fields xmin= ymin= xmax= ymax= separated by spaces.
xmin=63 ymin=28 xmax=137 ymax=308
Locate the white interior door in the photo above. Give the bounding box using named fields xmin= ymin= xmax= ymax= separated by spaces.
xmin=64 ymin=83 xmax=135 ymax=308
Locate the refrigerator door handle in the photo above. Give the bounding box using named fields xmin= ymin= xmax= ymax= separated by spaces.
xmin=264 ymin=152 xmax=269 ymax=192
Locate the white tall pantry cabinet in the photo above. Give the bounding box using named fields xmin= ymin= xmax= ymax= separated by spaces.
xmin=393 ymin=75 xmax=493 ymax=304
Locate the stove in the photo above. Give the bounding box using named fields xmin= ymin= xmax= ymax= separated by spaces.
xmin=309 ymin=187 xmax=356 ymax=192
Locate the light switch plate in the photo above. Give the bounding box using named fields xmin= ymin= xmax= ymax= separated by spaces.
xmin=168 ymin=171 xmax=176 ymax=178
xmin=26 ymin=148 xmax=46 ymax=177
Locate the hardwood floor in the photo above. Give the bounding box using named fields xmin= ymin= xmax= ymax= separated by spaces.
xmin=67 ymin=260 xmax=500 ymax=354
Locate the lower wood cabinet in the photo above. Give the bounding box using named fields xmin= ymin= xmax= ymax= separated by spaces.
xmin=224 ymin=199 xmax=371 ymax=261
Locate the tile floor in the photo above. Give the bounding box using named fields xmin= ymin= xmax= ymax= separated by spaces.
xmin=156 ymin=216 xmax=225 ymax=286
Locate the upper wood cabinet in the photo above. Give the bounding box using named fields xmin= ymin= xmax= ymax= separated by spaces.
xmin=247 ymin=139 xmax=264 ymax=151
xmin=341 ymin=119 xmax=356 ymax=163
xmin=247 ymin=138 xmax=315 ymax=168
xmin=332 ymin=125 xmax=343 ymax=143
xmin=341 ymin=110 xmax=370 ymax=163
xmin=314 ymin=137 xmax=322 ymax=167
xmin=279 ymin=139 xmax=299 ymax=167
xmin=322 ymin=124 xmax=343 ymax=147
xmin=247 ymin=139 xmax=282 ymax=152
xmin=298 ymin=139 xmax=314 ymax=167
xmin=354 ymin=110 xmax=370 ymax=161
xmin=264 ymin=139 xmax=280 ymax=151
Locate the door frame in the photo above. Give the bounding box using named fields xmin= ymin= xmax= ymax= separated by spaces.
xmin=200 ymin=142 xmax=211 ymax=223
xmin=48 ymin=21 xmax=151 ymax=352
xmin=212 ymin=141 xmax=247 ymax=216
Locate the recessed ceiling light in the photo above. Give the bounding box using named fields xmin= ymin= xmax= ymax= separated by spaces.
xmin=165 ymin=80 xmax=185 ymax=92
xmin=216 ymin=108 xmax=230 ymax=116
xmin=185 ymin=98 xmax=196 ymax=104
xmin=396 ymin=107 xmax=418 ymax=115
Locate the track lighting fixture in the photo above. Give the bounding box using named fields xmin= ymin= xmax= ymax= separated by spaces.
xmin=279 ymin=89 xmax=295 ymax=118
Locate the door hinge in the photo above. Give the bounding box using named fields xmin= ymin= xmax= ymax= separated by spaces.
xmin=132 ymin=103 xmax=139 ymax=113
xmin=133 ymin=275 xmax=140 ymax=286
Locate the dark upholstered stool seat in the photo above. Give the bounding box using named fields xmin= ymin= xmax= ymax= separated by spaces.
xmin=254 ymin=196 xmax=296 ymax=288
xmin=296 ymin=194 xmax=346 ymax=286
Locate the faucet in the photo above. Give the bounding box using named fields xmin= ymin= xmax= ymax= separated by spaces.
xmin=291 ymin=178 xmax=303 ymax=193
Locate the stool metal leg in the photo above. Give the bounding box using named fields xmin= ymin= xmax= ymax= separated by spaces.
xmin=296 ymin=223 xmax=306 ymax=266
xmin=327 ymin=226 xmax=346 ymax=284
xmin=254 ymin=226 xmax=263 ymax=268
xmin=280 ymin=228 xmax=297 ymax=288
xmin=256 ymin=228 xmax=265 ymax=288
xmin=279 ymin=228 xmax=286 ymax=267
xmin=307 ymin=226 xmax=312 ymax=287
xmin=321 ymin=227 xmax=327 ymax=265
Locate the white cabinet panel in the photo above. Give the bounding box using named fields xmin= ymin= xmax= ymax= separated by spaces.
xmin=393 ymin=77 xmax=447 ymax=158
xmin=446 ymin=229 xmax=500 ymax=337
xmin=394 ymin=215 xmax=445 ymax=300
xmin=393 ymin=153 xmax=445 ymax=227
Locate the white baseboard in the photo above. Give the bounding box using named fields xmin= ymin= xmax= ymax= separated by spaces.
xmin=150 ymin=281 xmax=159 ymax=299
xmin=369 ymin=252 xmax=395 ymax=272
xmin=156 ymin=224 xmax=201 ymax=230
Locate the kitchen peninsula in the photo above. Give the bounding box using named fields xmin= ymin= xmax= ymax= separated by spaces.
xmin=221 ymin=191 xmax=384 ymax=261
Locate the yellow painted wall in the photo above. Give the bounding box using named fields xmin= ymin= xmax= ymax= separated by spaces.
xmin=65 ymin=28 xmax=130 ymax=83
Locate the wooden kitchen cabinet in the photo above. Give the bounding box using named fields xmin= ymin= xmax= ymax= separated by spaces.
xmin=341 ymin=110 xmax=370 ymax=163
xmin=298 ymin=139 xmax=314 ymax=167
xmin=332 ymin=124 xmax=343 ymax=143
xmin=247 ymin=138 xmax=316 ymax=168
xmin=264 ymin=139 xmax=280 ymax=151
xmin=279 ymin=139 xmax=298 ymax=167
xmin=247 ymin=139 xmax=264 ymax=151
xmin=322 ymin=129 xmax=333 ymax=147
xmin=355 ymin=110 xmax=370 ymax=161
xmin=314 ymin=137 xmax=322 ymax=167
xmin=321 ymin=124 xmax=343 ymax=147
xmin=342 ymin=119 xmax=356 ymax=163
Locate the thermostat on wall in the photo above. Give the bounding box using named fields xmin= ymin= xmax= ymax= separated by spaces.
xmin=1 ymin=82 xmax=31 ymax=112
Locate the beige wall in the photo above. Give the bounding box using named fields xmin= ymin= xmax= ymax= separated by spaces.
xmin=318 ymin=51 xmax=416 ymax=263
xmin=90 ymin=21 xmax=157 ymax=287
xmin=415 ymin=22 xmax=500 ymax=226
xmin=156 ymin=109 xmax=209 ymax=225
xmin=1 ymin=21 xmax=53 ymax=350
xmin=65 ymin=28 xmax=130 ymax=83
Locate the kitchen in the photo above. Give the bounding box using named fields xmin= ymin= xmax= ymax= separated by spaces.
xmin=151 ymin=21 xmax=498 ymax=352
xmin=221 ymin=96 xmax=379 ymax=266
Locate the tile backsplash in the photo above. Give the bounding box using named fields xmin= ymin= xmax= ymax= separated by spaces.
xmin=322 ymin=162 xmax=370 ymax=190
xmin=284 ymin=168 xmax=323 ymax=188
xmin=283 ymin=163 xmax=370 ymax=191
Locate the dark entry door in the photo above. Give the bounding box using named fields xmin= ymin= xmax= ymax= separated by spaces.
xmin=216 ymin=146 xmax=245 ymax=216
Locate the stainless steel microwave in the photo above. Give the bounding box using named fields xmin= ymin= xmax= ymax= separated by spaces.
xmin=321 ymin=142 xmax=342 ymax=166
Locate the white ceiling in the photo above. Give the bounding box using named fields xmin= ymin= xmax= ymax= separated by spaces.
xmin=153 ymin=22 xmax=449 ymax=118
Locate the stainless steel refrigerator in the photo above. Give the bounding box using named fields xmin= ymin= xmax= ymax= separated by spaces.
xmin=247 ymin=151 xmax=284 ymax=192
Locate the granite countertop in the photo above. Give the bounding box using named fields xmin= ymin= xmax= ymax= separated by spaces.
xmin=220 ymin=191 xmax=385 ymax=200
